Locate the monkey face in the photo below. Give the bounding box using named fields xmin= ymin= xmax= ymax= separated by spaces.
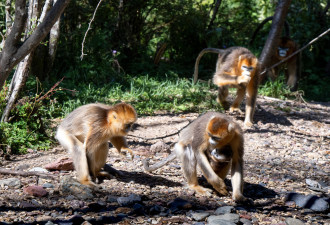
xmin=241 ymin=65 xmax=254 ymax=77
xmin=238 ymin=56 xmax=257 ymax=77
xmin=210 ymin=145 xmax=233 ymax=162
xmin=278 ymin=47 xmax=289 ymax=57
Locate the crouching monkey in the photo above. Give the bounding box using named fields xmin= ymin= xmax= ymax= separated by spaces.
xmin=143 ymin=112 xmax=250 ymax=204
xmin=56 ymin=102 xmax=137 ymax=187
xmin=213 ymin=47 xmax=260 ymax=127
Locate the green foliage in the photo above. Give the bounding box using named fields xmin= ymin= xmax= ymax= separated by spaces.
xmin=259 ymin=76 xmax=292 ymax=100
xmin=0 ymin=81 xmax=55 ymax=154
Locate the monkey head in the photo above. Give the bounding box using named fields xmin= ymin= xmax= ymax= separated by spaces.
xmin=237 ymin=54 xmax=258 ymax=78
xmin=206 ymin=116 xmax=235 ymax=148
xmin=107 ymin=103 xmax=137 ymax=136
xmin=276 ymin=37 xmax=295 ymax=59
xmin=210 ymin=145 xmax=233 ymax=162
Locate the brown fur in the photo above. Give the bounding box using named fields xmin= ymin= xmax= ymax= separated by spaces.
xmin=56 ymin=103 xmax=137 ymax=187
xmin=143 ymin=112 xmax=249 ymax=203
xmin=268 ymin=37 xmax=299 ymax=91
xmin=212 ymin=47 xmax=260 ymax=127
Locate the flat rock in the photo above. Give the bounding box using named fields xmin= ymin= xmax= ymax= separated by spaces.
xmin=286 ymin=193 xmax=329 ymax=212
xmin=44 ymin=157 xmax=74 ymax=171
xmin=60 ymin=176 xmax=94 ymax=199
xmin=23 ymin=185 xmax=48 ymax=197
xmin=0 ymin=178 xmax=21 ymax=188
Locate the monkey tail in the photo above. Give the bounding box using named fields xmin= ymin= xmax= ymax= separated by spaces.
xmin=142 ymin=153 xmax=177 ymax=172
xmin=193 ymin=48 xmax=225 ymax=84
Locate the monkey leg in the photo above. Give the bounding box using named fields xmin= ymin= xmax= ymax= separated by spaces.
xmin=179 ymin=145 xmax=212 ymax=196
xmin=244 ymin=76 xmax=258 ymax=127
xmin=217 ymin=86 xmax=230 ymax=110
xmin=196 ymin=152 xmax=228 ymax=196
xmin=110 ymin=136 xmax=134 ymax=159
xmin=56 ymin=127 xmax=94 ymax=186
xmin=286 ymin=60 xmax=298 ymax=91
xmin=231 ymin=158 xmax=249 ymax=203
xmin=230 ymin=87 xmax=246 ymax=114
xmin=87 ymin=142 xmax=109 ymax=179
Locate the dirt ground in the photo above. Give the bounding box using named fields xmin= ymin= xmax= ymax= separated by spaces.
xmin=0 ymin=95 xmax=329 ymax=224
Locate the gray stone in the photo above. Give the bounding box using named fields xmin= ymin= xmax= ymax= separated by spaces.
xmin=60 ymin=176 xmax=94 ymax=199
xmin=45 ymin=221 xmax=55 ymax=225
xmin=285 ymin=217 xmax=305 ymax=225
xmin=240 ymin=218 xmax=253 ymax=225
xmin=207 ymin=217 xmax=235 ymax=225
xmin=42 ymin=183 xmax=54 ymax=188
xmin=117 ymin=194 xmax=142 ymax=206
xmin=208 ymin=213 xmax=240 ymax=223
xmin=191 ymin=211 xmax=210 ymax=221
xmin=150 ymin=141 xmax=170 ymax=153
xmin=215 ymin=206 xmax=234 ymax=215
xmin=286 ymin=193 xmax=329 ymax=212
xmin=0 ymin=178 xmax=21 ymax=188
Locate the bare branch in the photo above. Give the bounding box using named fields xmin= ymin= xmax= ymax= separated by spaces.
xmin=80 ymin=0 xmax=103 ymax=60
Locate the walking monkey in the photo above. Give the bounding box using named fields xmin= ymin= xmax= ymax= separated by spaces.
xmin=213 ymin=47 xmax=260 ymax=127
xmin=143 ymin=112 xmax=249 ymax=203
xmin=56 ymin=102 xmax=137 ymax=187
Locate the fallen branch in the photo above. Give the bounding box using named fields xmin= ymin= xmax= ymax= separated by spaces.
xmin=0 ymin=168 xmax=58 ymax=180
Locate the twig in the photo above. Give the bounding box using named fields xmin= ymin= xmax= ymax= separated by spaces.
xmin=80 ymin=0 xmax=103 ymax=60
xmin=0 ymin=168 xmax=58 ymax=180
xmin=128 ymin=120 xmax=193 ymax=140
xmin=260 ymin=28 xmax=330 ymax=75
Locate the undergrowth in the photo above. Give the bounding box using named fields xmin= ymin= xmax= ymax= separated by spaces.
xmin=0 ymin=70 xmax=302 ymax=154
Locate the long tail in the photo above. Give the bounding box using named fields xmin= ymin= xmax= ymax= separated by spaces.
xmin=193 ymin=48 xmax=225 ymax=84
xmin=143 ymin=153 xmax=177 ymax=172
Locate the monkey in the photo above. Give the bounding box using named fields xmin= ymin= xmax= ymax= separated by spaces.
xmin=249 ymin=16 xmax=301 ymax=91
xmin=55 ymin=102 xmax=137 ymax=187
xmin=212 ymin=47 xmax=260 ymax=127
xmin=267 ymin=37 xmax=300 ymax=91
xmin=143 ymin=112 xmax=249 ymax=203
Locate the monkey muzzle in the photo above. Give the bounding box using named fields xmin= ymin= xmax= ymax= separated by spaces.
xmin=210 ymin=147 xmax=232 ymax=162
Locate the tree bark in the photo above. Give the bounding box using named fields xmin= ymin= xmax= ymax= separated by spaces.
xmin=0 ymin=0 xmax=71 ymax=92
xmin=258 ymin=0 xmax=292 ymax=77
xmin=2 ymin=0 xmax=41 ymax=122
xmin=207 ymin=0 xmax=222 ymax=31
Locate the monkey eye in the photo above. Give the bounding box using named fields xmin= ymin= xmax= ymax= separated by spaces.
xmin=208 ymin=133 xmax=221 ymax=141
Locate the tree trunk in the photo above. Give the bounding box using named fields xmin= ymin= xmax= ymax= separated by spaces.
xmin=0 ymin=0 xmax=71 ymax=92
xmin=258 ymin=0 xmax=292 ymax=81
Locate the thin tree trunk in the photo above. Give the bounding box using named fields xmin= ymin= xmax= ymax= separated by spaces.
xmin=1 ymin=0 xmax=41 ymax=122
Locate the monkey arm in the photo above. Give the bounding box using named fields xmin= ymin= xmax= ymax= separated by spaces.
xmin=110 ymin=136 xmax=134 ymax=159
xmin=196 ymin=149 xmax=228 ymax=195
xmin=213 ymin=73 xmax=240 ymax=86
xmin=142 ymin=153 xmax=177 ymax=172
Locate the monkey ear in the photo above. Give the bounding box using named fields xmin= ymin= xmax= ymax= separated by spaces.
xmin=228 ymin=123 xmax=234 ymax=132
xmin=108 ymin=111 xmax=118 ymax=123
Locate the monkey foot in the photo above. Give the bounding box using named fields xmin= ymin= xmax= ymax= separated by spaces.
xmin=229 ymin=107 xmax=243 ymax=114
xmin=243 ymin=121 xmax=253 ymax=127
xmin=215 ymin=187 xmax=229 ymax=196
xmin=233 ymin=195 xmax=254 ymax=205
xmin=189 ymin=185 xmax=213 ymax=197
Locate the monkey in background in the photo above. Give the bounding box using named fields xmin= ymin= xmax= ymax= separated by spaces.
xmin=56 ymin=102 xmax=137 ymax=187
xmin=213 ymin=47 xmax=260 ymax=127
xmin=143 ymin=112 xmax=249 ymax=203
xmin=267 ymin=37 xmax=300 ymax=91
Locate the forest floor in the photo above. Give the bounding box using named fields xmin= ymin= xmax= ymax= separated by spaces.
xmin=0 ymin=95 xmax=329 ymax=225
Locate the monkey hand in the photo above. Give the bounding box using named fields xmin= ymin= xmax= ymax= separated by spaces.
xmin=237 ymin=74 xmax=251 ymax=84
xmin=215 ymin=187 xmax=229 ymax=196
xmin=120 ymin=147 xmax=134 ymax=160
xmin=233 ymin=195 xmax=254 ymax=205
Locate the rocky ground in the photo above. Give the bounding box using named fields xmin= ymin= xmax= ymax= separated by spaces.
xmin=0 ymin=96 xmax=329 ymax=225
